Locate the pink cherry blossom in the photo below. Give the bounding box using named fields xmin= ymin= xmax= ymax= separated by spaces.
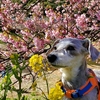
xmin=96 ymin=10 xmax=100 ymax=21
xmin=76 ymin=14 xmax=87 ymax=29
xmin=33 ymin=37 xmax=45 ymax=51
xmin=0 ymin=0 xmax=99 ymax=58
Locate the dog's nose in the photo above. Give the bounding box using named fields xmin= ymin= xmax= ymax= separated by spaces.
xmin=47 ymin=54 xmax=57 ymax=63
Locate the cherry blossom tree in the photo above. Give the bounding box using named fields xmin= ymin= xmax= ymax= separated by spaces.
xmin=0 ymin=0 xmax=100 ymax=69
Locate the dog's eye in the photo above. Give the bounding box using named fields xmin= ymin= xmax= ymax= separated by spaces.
xmin=54 ymin=46 xmax=57 ymax=50
xmin=66 ymin=46 xmax=75 ymax=51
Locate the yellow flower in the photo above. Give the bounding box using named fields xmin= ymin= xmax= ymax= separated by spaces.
xmin=48 ymin=82 xmax=64 ymax=100
xmin=2 ymin=75 xmax=7 ymax=83
xmin=29 ymin=54 xmax=44 ymax=76
xmin=10 ymin=54 xmax=15 ymax=59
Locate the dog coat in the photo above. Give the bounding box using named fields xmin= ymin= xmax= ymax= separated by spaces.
xmin=58 ymin=69 xmax=100 ymax=99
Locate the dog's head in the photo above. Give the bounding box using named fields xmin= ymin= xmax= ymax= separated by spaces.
xmin=47 ymin=38 xmax=99 ymax=68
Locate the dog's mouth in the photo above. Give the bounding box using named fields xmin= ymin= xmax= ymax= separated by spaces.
xmin=51 ymin=64 xmax=61 ymax=68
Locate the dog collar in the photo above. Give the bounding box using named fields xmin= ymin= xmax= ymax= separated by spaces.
xmin=58 ymin=69 xmax=100 ymax=99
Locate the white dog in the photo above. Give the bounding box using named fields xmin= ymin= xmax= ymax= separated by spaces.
xmin=47 ymin=38 xmax=100 ymax=100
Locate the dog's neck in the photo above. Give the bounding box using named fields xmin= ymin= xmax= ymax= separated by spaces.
xmin=60 ymin=60 xmax=89 ymax=89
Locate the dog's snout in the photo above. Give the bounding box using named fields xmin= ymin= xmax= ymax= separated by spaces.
xmin=47 ymin=54 xmax=57 ymax=63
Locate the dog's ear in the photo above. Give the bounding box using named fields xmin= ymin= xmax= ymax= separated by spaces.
xmin=82 ymin=38 xmax=99 ymax=61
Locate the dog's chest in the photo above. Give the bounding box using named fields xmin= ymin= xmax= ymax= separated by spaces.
xmin=61 ymin=69 xmax=98 ymax=100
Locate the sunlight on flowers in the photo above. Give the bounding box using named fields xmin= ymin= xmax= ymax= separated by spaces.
xmin=48 ymin=82 xmax=64 ymax=100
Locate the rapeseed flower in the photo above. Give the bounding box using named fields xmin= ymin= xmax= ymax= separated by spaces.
xmin=48 ymin=82 xmax=64 ymax=100
xmin=29 ymin=54 xmax=44 ymax=76
xmin=2 ymin=75 xmax=7 ymax=83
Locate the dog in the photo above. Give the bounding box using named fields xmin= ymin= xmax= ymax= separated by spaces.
xmin=47 ymin=38 xmax=100 ymax=100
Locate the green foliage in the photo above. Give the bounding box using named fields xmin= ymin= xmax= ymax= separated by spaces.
xmin=0 ymin=53 xmax=28 ymax=100
xmin=10 ymin=54 xmax=28 ymax=100
xmin=11 ymin=0 xmax=21 ymax=3
xmin=43 ymin=0 xmax=66 ymax=10
xmin=0 ymin=65 xmax=12 ymax=100
xmin=0 ymin=40 xmax=6 ymax=44
xmin=0 ymin=53 xmax=49 ymax=100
